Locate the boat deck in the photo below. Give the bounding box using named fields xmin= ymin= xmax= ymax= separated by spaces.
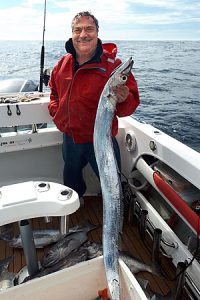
xmin=0 ymin=196 xmax=189 ymax=299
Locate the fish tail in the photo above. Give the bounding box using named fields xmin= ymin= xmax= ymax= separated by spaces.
xmin=151 ymin=262 xmax=166 ymax=279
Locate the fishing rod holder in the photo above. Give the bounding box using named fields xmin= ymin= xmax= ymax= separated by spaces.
xmin=123 ymin=181 xmax=179 ymax=256
xmin=174 ymin=261 xmax=187 ymax=299
xmin=139 ymin=209 xmax=148 ymax=240
xmin=151 ymin=228 xmax=162 ymax=269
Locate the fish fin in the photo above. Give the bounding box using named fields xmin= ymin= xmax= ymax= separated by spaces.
xmin=136 ymin=276 xmax=149 ymax=289
xmin=70 ymin=219 xmax=99 ymax=233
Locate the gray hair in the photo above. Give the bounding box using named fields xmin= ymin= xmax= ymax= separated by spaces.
xmin=71 ymin=11 xmax=99 ymax=31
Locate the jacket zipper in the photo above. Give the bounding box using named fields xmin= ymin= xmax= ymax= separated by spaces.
xmin=67 ymin=66 xmax=107 ymax=143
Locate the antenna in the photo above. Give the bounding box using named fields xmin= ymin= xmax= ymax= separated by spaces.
xmin=39 ymin=0 xmax=47 ymax=92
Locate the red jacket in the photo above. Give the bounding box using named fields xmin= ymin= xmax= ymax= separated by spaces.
xmin=48 ymin=42 xmax=140 ymax=143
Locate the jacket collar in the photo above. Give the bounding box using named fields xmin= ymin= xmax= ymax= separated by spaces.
xmin=65 ymin=38 xmax=103 ymax=67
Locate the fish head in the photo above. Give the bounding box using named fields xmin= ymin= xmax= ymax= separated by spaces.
xmin=41 ymin=248 xmax=64 ymax=268
xmin=105 ymin=57 xmax=134 ymax=106
xmin=109 ymin=57 xmax=134 ymax=88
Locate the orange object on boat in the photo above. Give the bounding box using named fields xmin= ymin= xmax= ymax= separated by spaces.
xmin=96 ymin=288 xmax=110 ymax=300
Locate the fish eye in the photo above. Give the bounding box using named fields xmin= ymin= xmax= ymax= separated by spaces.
xmin=121 ymin=75 xmax=127 ymax=81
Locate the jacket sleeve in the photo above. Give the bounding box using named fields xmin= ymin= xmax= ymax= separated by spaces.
xmin=115 ymin=72 xmax=140 ymax=117
xmin=48 ymin=65 xmax=59 ymax=117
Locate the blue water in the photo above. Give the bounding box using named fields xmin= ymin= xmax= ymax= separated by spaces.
xmin=0 ymin=40 xmax=199 ymax=152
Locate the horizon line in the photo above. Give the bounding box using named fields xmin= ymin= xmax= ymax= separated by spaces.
xmin=0 ymin=39 xmax=199 ymax=42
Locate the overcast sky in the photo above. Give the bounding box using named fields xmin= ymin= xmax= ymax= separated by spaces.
xmin=0 ymin=0 xmax=199 ymax=40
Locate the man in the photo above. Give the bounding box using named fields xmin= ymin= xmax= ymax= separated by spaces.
xmin=48 ymin=11 xmax=140 ymax=199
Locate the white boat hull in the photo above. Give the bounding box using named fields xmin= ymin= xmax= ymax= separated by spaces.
xmin=0 ymin=256 xmax=148 ymax=300
xmin=0 ymin=92 xmax=200 ymax=298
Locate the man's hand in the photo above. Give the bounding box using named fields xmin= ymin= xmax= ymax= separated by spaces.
xmin=113 ymin=85 xmax=129 ymax=103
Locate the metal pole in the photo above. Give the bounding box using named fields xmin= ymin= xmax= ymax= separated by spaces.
xmin=19 ymin=219 xmax=39 ymax=276
xmin=152 ymin=228 xmax=162 ymax=266
xmin=139 ymin=209 xmax=148 ymax=240
xmin=151 ymin=228 xmax=163 ymax=276
xmin=174 ymin=261 xmax=187 ymax=299
xmin=39 ymin=0 xmax=47 ymax=92
xmin=129 ymin=194 xmax=136 ymax=223
xmin=60 ymin=215 xmax=69 ymax=234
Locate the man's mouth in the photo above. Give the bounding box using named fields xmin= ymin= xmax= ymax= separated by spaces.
xmin=78 ymin=39 xmax=92 ymax=43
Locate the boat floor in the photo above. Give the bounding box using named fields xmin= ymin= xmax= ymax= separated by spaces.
xmin=0 ymin=196 xmax=189 ymax=299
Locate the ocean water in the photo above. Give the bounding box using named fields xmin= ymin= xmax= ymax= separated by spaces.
xmin=0 ymin=40 xmax=199 ymax=152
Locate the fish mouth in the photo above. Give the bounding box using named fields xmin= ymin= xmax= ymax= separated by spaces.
xmin=110 ymin=57 xmax=134 ymax=79
xmin=121 ymin=57 xmax=134 ymax=76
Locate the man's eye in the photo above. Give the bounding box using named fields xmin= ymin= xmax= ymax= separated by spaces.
xmin=74 ymin=29 xmax=82 ymax=34
xmin=86 ymin=28 xmax=94 ymax=33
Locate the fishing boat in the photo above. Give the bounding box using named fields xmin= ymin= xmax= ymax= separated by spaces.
xmin=0 ymin=87 xmax=200 ymax=299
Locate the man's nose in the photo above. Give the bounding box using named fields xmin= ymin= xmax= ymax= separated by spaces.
xmin=79 ymin=29 xmax=88 ymax=37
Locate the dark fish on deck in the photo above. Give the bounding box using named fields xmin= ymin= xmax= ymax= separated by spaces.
xmin=0 ymin=256 xmax=15 ymax=290
xmin=0 ymin=256 xmax=13 ymax=275
xmin=94 ymin=57 xmax=134 ymax=300
xmin=145 ymin=290 xmax=173 ymax=300
xmin=136 ymin=276 xmax=149 ymax=290
xmin=8 ymin=229 xmax=65 ymax=248
xmin=119 ymin=251 xmax=163 ymax=277
xmin=153 ymin=291 xmax=173 ymax=300
xmin=0 ymin=224 xmax=63 ymax=248
xmin=83 ymin=241 xmax=162 ymax=278
xmin=0 ymin=224 xmax=15 ymax=240
xmin=69 ymin=219 xmax=99 ymax=234
xmin=79 ymin=240 xmax=103 ymax=259
xmin=0 ymin=270 xmax=15 ymax=291
xmin=41 ymin=230 xmax=92 ymax=268
xmin=23 ymin=248 xmax=88 ymax=282
xmin=1 ymin=219 xmax=96 ymax=249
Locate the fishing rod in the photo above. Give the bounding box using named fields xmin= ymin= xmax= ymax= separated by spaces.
xmin=39 ymin=0 xmax=47 ymax=92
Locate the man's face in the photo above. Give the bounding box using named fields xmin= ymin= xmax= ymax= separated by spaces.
xmin=72 ymin=16 xmax=98 ymax=60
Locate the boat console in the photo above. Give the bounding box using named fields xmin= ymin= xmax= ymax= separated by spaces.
xmin=0 ymin=181 xmax=79 ymax=226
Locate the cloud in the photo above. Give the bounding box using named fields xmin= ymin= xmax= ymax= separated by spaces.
xmin=0 ymin=0 xmax=199 ymax=40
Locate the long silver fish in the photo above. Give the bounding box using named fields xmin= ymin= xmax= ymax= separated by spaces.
xmin=93 ymin=57 xmax=134 ymax=300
